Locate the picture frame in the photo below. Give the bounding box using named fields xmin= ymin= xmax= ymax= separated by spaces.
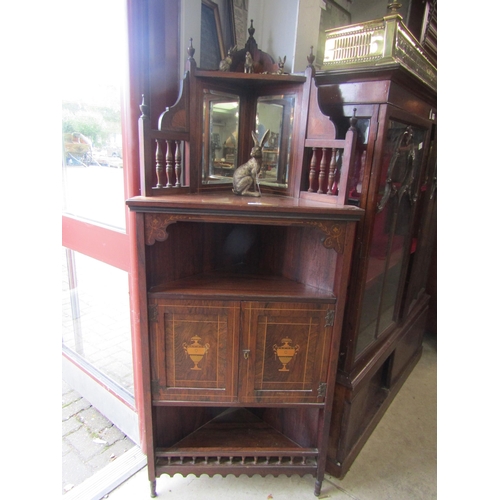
xmin=230 ymin=0 xmax=249 ymax=51
xmin=200 ymin=0 xmax=226 ymax=70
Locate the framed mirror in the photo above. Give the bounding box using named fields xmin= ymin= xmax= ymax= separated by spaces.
xmin=255 ymin=95 xmax=295 ymax=188
xmin=202 ymin=90 xmax=240 ymax=184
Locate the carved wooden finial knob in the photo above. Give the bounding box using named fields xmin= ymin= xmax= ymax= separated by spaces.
xmin=307 ymin=46 xmax=316 ymax=66
xmin=187 ymin=38 xmax=195 ymax=59
xmin=349 ymin=108 xmax=358 ymax=130
xmin=387 ymin=2 xmax=402 ymax=13
xmin=140 ymin=94 xmax=149 ymax=117
xmin=248 ymin=19 xmax=255 ymax=37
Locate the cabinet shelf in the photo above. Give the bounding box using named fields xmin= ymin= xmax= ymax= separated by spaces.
xmin=149 ymin=268 xmax=337 ymax=302
xmin=154 ymin=408 xmax=319 ymax=476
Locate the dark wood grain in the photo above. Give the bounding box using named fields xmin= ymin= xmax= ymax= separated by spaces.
xmin=130 ymin=33 xmax=436 ymax=495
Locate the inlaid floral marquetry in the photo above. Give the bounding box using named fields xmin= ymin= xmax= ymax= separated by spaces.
xmin=304 ymin=221 xmax=345 ymax=253
xmin=144 ymin=212 xmax=347 ymax=252
xmin=145 ymin=213 xmax=176 ymax=245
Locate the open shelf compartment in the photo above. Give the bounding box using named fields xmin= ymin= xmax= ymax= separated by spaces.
xmin=154 ymin=407 xmax=319 ymax=476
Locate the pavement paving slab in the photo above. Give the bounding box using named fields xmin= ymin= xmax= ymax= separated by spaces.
xmin=62 ymin=381 xmax=135 ymax=495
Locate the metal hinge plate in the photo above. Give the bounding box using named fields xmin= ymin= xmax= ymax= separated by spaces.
xmin=318 ymin=382 xmax=327 ymax=398
xmin=149 ymin=304 xmax=158 ymax=323
xmin=325 ymin=309 xmax=335 ymax=327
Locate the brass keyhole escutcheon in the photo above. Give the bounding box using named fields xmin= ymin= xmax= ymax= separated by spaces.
xmin=243 ymin=349 xmax=250 ymax=360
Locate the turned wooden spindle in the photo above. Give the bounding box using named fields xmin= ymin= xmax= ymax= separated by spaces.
xmin=166 ymin=140 xmax=174 ymax=187
xmin=317 ymin=148 xmax=328 ymax=194
xmin=174 ymin=140 xmax=182 ymax=187
xmin=327 ymin=148 xmax=338 ymax=195
xmin=155 ymin=139 xmax=165 ymax=188
xmin=308 ymin=147 xmax=318 ymax=192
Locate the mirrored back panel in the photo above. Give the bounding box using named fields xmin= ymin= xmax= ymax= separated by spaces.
xmin=202 ymin=90 xmax=240 ymax=185
xmin=201 ymin=90 xmax=295 ymax=190
xmin=256 ymin=95 xmax=295 ymax=189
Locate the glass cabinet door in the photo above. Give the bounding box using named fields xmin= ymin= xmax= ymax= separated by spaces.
xmin=355 ymin=120 xmax=428 ymax=357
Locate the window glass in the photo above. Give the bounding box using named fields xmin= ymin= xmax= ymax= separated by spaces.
xmin=61 ymin=0 xmax=126 ymax=229
xmin=62 ymin=249 xmax=134 ymax=397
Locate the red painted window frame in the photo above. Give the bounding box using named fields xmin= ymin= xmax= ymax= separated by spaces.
xmin=62 ymin=0 xmax=181 ymax=452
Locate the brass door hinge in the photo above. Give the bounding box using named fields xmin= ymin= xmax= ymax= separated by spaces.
xmin=325 ymin=309 xmax=335 ymax=327
xmin=149 ymin=304 xmax=158 ymax=323
xmin=318 ymin=382 xmax=327 ymax=398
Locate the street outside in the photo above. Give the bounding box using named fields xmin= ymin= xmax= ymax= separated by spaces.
xmin=62 ymin=163 xmax=127 ymax=230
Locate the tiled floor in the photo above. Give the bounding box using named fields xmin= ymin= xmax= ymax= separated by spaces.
xmin=104 ymin=333 xmax=437 ymax=500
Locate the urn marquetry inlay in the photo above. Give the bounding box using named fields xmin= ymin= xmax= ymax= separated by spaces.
xmin=183 ymin=335 xmax=210 ymax=370
xmin=273 ymin=338 xmax=300 ymax=372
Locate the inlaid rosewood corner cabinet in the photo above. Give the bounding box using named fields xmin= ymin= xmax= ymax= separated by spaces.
xmin=127 ymin=14 xmax=436 ymax=497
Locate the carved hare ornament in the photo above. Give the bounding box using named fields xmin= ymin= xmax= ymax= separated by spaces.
xmin=219 ymin=45 xmax=237 ymax=72
xmin=276 ymin=55 xmax=286 ymax=74
xmin=232 ymin=129 xmax=270 ymax=197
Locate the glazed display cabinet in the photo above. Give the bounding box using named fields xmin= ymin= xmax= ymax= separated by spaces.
xmin=319 ymin=12 xmax=437 ymax=477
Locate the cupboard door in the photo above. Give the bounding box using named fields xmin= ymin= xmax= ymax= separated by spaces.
xmin=149 ymin=299 xmax=239 ymax=402
xmin=239 ymin=302 xmax=334 ymax=404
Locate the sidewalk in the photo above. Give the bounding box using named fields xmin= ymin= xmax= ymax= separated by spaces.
xmin=62 ymin=381 xmax=136 ymax=495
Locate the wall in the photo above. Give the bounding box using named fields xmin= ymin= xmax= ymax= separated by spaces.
xmin=247 ymin=0 xmax=300 ymax=73
xmin=350 ymin=0 xmax=411 ymax=24
xmin=294 ymin=0 xmax=325 ymax=72
xmin=180 ymin=0 xmax=201 ymax=80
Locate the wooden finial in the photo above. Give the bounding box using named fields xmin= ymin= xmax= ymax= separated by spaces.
xmin=187 ymin=38 xmax=195 ymax=60
xmin=349 ymin=108 xmax=358 ymax=130
xmin=244 ymin=19 xmax=258 ymax=53
xmin=140 ymin=94 xmax=149 ymax=118
xmin=307 ymin=46 xmax=316 ymax=67
xmin=248 ymin=19 xmax=255 ymax=38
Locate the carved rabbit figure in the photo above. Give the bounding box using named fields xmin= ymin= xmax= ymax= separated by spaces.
xmin=276 ymin=56 xmax=286 ymax=74
xmin=219 ymin=45 xmax=237 ymax=72
xmin=232 ymin=129 xmax=270 ymax=197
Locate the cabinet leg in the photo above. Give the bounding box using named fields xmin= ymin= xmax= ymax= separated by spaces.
xmin=314 ymin=478 xmax=322 ymax=497
xmin=150 ymin=479 xmax=157 ymax=498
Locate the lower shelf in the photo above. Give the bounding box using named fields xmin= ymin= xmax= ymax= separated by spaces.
xmin=154 ymin=407 xmax=319 ymax=476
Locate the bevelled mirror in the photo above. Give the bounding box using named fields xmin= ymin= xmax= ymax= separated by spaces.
xmin=202 ymin=90 xmax=240 ymax=184
xmin=255 ymin=95 xmax=295 ymax=188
